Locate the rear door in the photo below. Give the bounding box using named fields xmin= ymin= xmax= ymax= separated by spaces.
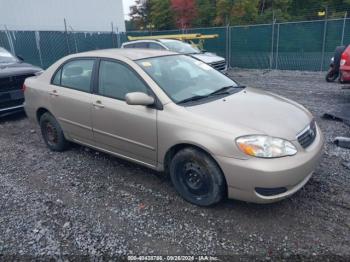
xmin=49 ymin=58 xmax=95 ymax=144
xmin=91 ymin=59 xmax=158 ymax=167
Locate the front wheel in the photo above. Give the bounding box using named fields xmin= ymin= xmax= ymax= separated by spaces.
xmin=169 ymin=148 xmax=226 ymax=206
xmin=39 ymin=112 xmax=69 ymax=151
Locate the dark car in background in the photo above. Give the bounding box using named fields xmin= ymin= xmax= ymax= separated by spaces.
xmin=0 ymin=47 xmax=42 ymax=117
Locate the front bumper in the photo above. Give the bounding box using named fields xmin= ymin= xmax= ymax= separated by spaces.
xmin=0 ymin=90 xmax=24 ymax=116
xmin=216 ymin=125 xmax=325 ymax=204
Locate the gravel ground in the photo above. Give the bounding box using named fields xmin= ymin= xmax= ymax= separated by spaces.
xmin=0 ymin=69 xmax=349 ymax=261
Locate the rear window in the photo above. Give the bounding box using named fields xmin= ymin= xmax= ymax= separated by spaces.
xmin=124 ymin=42 xmax=148 ymax=49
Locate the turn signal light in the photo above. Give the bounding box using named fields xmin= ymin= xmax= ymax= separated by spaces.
xmin=341 ymin=52 xmax=348 ymax=66
xmin=22 ymin=83 xmax=27 ymax=92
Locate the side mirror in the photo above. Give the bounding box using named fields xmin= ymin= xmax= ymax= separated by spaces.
xmin=125 ymin=92 xmax=155 ymax=106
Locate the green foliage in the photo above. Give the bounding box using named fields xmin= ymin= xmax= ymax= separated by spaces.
xmin=129 ymin=0 xmax=152 ymax=30
xmin=150 ymin=0 xmax=174 ymax=30
xmin=194 ymin=0 xmax=217 ymax=27
xmin=230 ymin=0 xmax=260 ymax=25
xmin=127 ymin=0 xmax=350 ymax=30
xmin=214 ymin=0 xmax=233 ymax=25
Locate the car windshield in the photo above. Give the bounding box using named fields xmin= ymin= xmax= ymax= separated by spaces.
xmin=160 ymin=40 xmax=201 ymax=54
xmin=137 ymin=55 xmax=239 ymax=104
xmin=0 ymin=47 xmax=18 ymax=63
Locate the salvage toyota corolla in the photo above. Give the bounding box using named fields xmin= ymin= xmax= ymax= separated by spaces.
xmin=24 ymin=49 xmax=324 ymax=206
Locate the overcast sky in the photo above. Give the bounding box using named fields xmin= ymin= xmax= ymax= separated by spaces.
xmin=122 ymin=0 xmax=134 ymax=20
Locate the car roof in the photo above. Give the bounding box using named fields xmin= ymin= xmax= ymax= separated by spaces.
xmin=67 ymin=48 xmax=177 ymax=61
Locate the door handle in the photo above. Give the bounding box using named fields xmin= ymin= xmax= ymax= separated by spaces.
xmin=93 ymin=100 xmax=105 ymax=108
xmin=49 ymin=90 xmax=59 ymax=97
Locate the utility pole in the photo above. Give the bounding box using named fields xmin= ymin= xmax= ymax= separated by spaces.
xmin=64 ymin=18 xmax=71 ymax=54
xmin=341 ymin=11 xmax=347 ymax=46
xmin=270 ymin=11 xmax=276 ymax=70
xmin=111 ymin=22 xmax=116 ymax=48
xmin=225 ymin=15 xmax=230 ymax=69
xmin=320 ymin=6 xmax=328 ymax=71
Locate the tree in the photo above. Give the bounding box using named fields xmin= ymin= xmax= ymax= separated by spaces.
xmin=150 ymin=0 xmax=174 ymax=30
xmin=230 ymin=0 xmax=260 ymax=25
xmin=129 ymin=0 xmax=152 ymax=30
xmin=194 ymin=0 xmax=216 ymax=27
xmin=171 ymin=0 xmax=197 ymax=29
xmin=126 ymin=0 xmax=350 ymax=31
xmin=125 ymin=20 xmax=137 ymax=31
xmin=214 ymin=0 xmax=233 ymax=26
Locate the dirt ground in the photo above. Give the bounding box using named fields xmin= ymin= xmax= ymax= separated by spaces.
xmin=0 ymin=69 xmax=349 ymax=261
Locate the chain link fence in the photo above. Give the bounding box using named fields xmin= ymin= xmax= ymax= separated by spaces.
xmin=1 ymin=17 xmax=350 ymax=70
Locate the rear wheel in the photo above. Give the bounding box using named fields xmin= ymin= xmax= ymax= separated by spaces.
xmin=325 ymin=68 xmax=338 ymax=82
xmin=169 ymin=148 xmax=226 ymax=206
xmin=39 ymin=112 xmax=69 ymax=151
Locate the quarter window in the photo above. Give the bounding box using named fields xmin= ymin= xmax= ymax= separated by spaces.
xmin=59 ymin=59 xmax=94 ymax=92
xmin=98 ymin=60 xmax=149 ymax=100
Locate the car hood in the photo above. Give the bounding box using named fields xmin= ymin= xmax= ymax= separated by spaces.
xmin=0 ymin=62 xmax=42 ymax=78
xmin=190 ymin=53 xmax=225 ymax=64
xmin=184 ymin=87 xmax=313 ymax=141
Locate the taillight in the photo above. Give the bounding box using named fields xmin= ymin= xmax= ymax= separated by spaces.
xmin=22 ymin=83 xmax=27 ymax=92
xmin=341 ymin=52 xmax=348 ymax=66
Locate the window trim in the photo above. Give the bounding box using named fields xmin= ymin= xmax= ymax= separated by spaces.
xmin=50 ymin=57 xmax=97 ymax=94
xmin=95 ymin=57 xmax=163 ymax=110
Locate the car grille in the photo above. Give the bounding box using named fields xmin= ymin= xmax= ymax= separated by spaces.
xmin=0 ymin=74 xmax=34 ymax=93
xmin=210 ymin=60 xmax=227 ymax=72
xmin=297 ymin=120 xmax=317 ymax=149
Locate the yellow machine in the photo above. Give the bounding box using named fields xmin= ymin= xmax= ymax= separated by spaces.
xmin=127 ymin=33 xmax=219 ymax=50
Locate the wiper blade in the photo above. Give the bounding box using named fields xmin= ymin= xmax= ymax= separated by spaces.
xmin=178 ymin=85 xmax=246 ymax=104
xmin=209 ymin=85 xmax=245 ymax=96
xmin=178 ymin=95 xmax=208 ymax=104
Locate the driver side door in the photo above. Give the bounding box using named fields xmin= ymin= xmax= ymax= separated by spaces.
xmin=91 ymin=59 xmax=158 ymax=168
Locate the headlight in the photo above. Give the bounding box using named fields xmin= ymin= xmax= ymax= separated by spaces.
xmin=236 ymin=135 xmax=297 ymax=158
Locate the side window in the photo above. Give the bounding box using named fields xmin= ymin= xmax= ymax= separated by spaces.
xmin=148 ymin=43 xmax=165 ymax=50
xmin=134 ymin=42 xmax=148 ymax=48
xmin=52 ymin=69 xmax=62 ymax=85
xmin=124 ymin=43 xmax=135 ymax=48
xmin=60 ymin=59 xmax=94 ymax=92
xmin=98 ymin=60 xmax=149 ymax=100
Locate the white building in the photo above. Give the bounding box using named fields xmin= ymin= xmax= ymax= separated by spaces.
xmin=0 ymin=0 xmax=126 ymax=32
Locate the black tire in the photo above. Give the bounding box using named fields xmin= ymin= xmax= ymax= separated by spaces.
xmin=39 ymin=112 xmax=69 ymax=151
xmin=325 ymin=68 xmax=338 ymax=82
xmin=169 ymin=148 xmax=226 ymax=206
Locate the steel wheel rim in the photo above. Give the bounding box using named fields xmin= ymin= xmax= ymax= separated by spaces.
xmin=45 ymin=121 xmax=58 ymax=146
xmin=178 ymin=161 xmax=211 ymax=196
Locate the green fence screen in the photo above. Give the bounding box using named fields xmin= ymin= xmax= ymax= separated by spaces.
xmin=1 ymin=18 xmax=350 ymax=71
